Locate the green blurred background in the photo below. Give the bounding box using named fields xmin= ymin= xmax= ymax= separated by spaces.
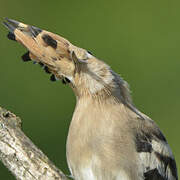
xmin=0 ymin=0 xmax=179 ymax=179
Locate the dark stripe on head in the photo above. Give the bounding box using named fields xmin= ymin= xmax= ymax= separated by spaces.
xmin=29 ymin=26 xmax=42 ymax=38
xmin=144 ymin=168 xmax=165 ymax=180
xmin=155 ymin=152 xmax=178 ymax=179
xmin=21 ymin=52 xmax=31 ymax=62
xmin=51 ymin=57 xmax=57 ymax=61
xmin=153 ymin=130 xmax=167 ymax=142
xmin=135 ymin=133 xmax=152 ymax=153
xmin=7 ymin=32 xmax=16 ymax=41
xmin=42 ymin=34 xmax=57 ymax=49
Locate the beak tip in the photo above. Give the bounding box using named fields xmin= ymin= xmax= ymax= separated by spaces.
xmin=2 ymin=21 xmax=15 ymax=33
xmin=4 ymin=17 xmax=9 ymax=21
xmin=5 ymin=18 xmax=20 ymax=26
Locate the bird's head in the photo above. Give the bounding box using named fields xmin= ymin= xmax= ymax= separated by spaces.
xmin=3 ymin=18 xmax=131 ymax=103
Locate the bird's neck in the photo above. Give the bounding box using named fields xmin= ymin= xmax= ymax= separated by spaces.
xmin=70 ymin=73 xmax=132 ymax=106
xmin=70 ymin=73 xmax=145 ymax=120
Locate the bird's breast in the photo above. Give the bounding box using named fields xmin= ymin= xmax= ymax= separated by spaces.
xmin=66 ymin=99 xmax=140 ymax=180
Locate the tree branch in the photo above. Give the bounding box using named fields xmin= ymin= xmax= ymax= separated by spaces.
xmin=0 ymin=106 xmax=68 ymax=180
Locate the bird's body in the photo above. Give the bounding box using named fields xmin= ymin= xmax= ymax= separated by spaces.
xmin=3 ymin=18 xmax=178 ymax=180
xmin=67 ymin=96 xmax=140 ymax=180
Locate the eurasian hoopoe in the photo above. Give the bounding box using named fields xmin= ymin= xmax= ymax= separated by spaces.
xmin=3 ymin=18 xmax=178 ymax=180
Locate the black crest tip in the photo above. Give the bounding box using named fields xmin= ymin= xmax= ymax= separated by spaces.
xmin=50 ymin=74 xmax=56 ymax=82
xmin=39 ymin=62 xmax=44 ymax=67
xmin=44 ymin=66 xmax=51 ymax=74
xmin=21 ymin=52 xmax=31 ymax=62
xmin=7 ymin=32 xmax=16 ymax=41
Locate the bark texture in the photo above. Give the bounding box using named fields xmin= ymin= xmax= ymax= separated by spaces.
xmin=0 ymin=107 xmax=68 ymax=180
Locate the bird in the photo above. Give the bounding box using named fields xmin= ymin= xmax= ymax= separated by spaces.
xmin=3 ymin=18 xmax=178 ymax=180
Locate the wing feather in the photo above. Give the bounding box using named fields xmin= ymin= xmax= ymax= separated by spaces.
xmin=135 ymin=117 xmax=178 ymax=180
